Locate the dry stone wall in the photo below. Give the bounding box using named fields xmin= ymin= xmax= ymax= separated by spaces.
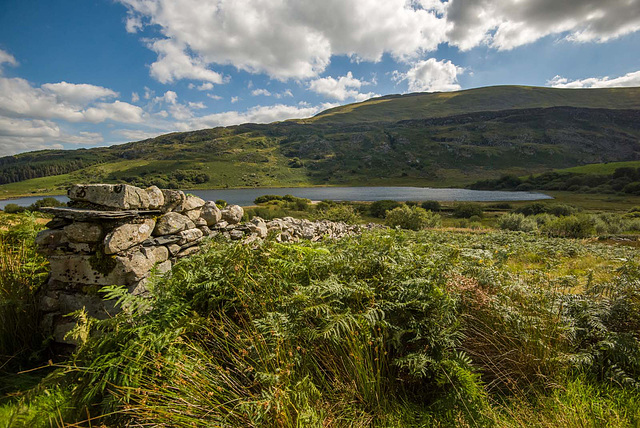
xmin=36 ymin=183 xmax=378 ymax=344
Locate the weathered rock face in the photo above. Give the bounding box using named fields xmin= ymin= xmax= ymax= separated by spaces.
xmin=64 ymin=222 xmax=103 ymax=243
xmin=103 ymin=219 xmax=155 ymax=254
xmin=160 ymin=189 xmax=186 ymax=212
xmin=201 ymin=201 xmax=222 ymax=226
xmin=181 ymin=195 xmax=205 ymax=212
xmin=37 ymin=183 xmax=382 ymax=346
xmin=221 ymin=204 xmax=244 ymax=224
xmin=154 ymin=212 xmax=194 ymax=235
xmin=68 ymin=184 xmax=160 ymax=210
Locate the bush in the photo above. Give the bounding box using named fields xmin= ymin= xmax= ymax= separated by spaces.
xmin=319 ymin=204 xmax=362 ymax=224
xmin=28 ymin=197 xmax=65 ymax=211
xmin=542 ymin=214 xmax=595 ymax=238
xmin=370 ymin=200 xmax=402 ymax=218
xmin=385 ymin=205 xmax=441 ymax=230
xmin=546 ymin=204 xmax=579 ymax=217
xmin=498 ymin=213 xmax=538 ymax=232
xmin=3 ymin=204 xmax=25 ymax=214
xmin=215 ymin=199 xmax=227 ymax=209
xmin=421 ymin=200 xmax=441 ymax=212
xmin=254 ymin=194 xmax=284 ymax=204
xmin=515 ymin=202 xmax=549 ymax=216
xmin=452 ymin=203 xmax=484 ymax=219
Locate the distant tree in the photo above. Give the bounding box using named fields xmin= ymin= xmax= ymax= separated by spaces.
xmin=370 ymin=200 xmax=402 ymax=218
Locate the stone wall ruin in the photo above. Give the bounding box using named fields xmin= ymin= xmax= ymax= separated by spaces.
xmin=35 ymin=183 xmax=374 ymax=343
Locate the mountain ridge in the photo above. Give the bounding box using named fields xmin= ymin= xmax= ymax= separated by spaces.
xmin=1 ymin=85 xmax=640 ymax=198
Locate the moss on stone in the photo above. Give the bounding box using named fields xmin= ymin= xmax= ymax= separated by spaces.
xmin=88 ymin=250 xmax=117 ymax=276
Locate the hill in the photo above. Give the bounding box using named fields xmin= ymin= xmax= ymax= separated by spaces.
xmin=1 ymin=85 xmax=640 ymax=198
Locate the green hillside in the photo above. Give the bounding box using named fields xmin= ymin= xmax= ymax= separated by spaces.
xmin=1 ymin=85 xmax=640 ymax=198
xmin=310 ymin=85 xmax=640 ymax=123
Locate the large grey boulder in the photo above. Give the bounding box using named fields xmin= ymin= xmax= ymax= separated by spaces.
xmin=248 ymin=217 xmax=268 ymax=238
xmin=103 ymin=219 xmax=156 ymax=254
xmin=178 ymin=228 xmax=203 ymax=245
xmin=68 ymin=184 xmax=156 ymax=210
xmin=221 ymin=205 xmax=244 ymax=224
xmin=153 ymin=212 xmax=195 ymax=236
xmin=35 ymin=229 xmax=68 ymax=254
xmin=48 ymin=254 xmax=127 ymax=286
xmin=180 ymin=195 xmax=205 ymax=212
xmin=184 ymin=208 xmax=203 ymax=222
xmin=146 ymin=186 xmax=165 ymax=209
xmin=160 ymin=189 xmax=186 ymax=212
xmin=200 ymin=201 xmax=222 ymax=226
xmin=115 ymin=246 xmax=169 ymax=282
xmin=64 ymin=222 xmax=103 ymax=243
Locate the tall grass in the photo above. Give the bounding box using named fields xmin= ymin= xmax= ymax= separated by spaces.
xmin=0 ymin=213 xmax=49 ymax=372
xmin=3 ymin=226 xmax=640 ymax=426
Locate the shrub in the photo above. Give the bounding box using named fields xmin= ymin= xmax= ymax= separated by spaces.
xmin=3 ymin=204 xmax=25 ymax=214
xmin=385 ymin=205 xmax=441 ymax=230
xmin=498 ymin=213 xmax=538 ymax=232
xmin=546 ymin=204 xmax=579 ymax=217
xmin=215 ymin=199 xmax=227 ymax=209
xmin=542 ymin=214 xmax=595 ymax=238
xmin=515 ymin=202 xmax=548 ymax=216
xmin=370 ymin=200 xmax=402 ymax=218
xmin=254 ymin=194 xmax=284 ymax=204
xmin=421 ymin=200 xmax=441 ymax=212
xmin=319 ymin=204 xmax=362 ymax=224
xmin=28 ymin=197 xmax=65 ymax=211
xmin=452 ymin=203 xmax=484 ymax=219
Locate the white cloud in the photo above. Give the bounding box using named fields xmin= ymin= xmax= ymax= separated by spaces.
xmin=547 ymin=70 xmax=640 ymax=88
xmin=445 ymin=0 xmax=640 ymax=51
xmin=118 ymin=0 xmax=448 ymax=81
xmin=187 ymin=103 xmax=334 ymax=129
xmin=207 ymin=93 xmax=223 ymax=100
xmin=0 ymin=117 xmax=104 ymax=155
xmin=41 ymin=81 xmax=117 ymax=105
xmin=113 ymin=129 xmax=163 ymax=141
xmin=309 ymin=72 xmax=378 ymax=101
xmin=231 ymin=96 xmax=239 ymax=104
xmin=147 ymin=38 xmax=225 ymax=84
xmin=251 ymin=88 xmax=272 ymax=97
xmin=188 ymin=101 xmax=206 ymax=109
xmin=131 ymin=92 xmax=140 ymax=102
xmin=394 ymin=58 xmax=464 ymax=92
xmin=197 ymin=82 xmax=214 ymax=91
xmin=0 ymin=49 xmax=18 ymax=70
xmin=0 ymin=77 xmax=144 ymax=123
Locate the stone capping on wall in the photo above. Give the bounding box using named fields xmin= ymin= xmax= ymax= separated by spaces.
xmin=35 ymin=183 xmax=380 ymax=344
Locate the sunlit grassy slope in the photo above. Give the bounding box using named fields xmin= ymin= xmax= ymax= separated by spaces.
xmin=1 ymin=85 xmax=639 ymax=198
xmin=310 ymin=85 xmax=640 ymax=123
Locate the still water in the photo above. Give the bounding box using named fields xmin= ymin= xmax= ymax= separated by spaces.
xmin=0 ymin=186 xmax=552 ymax=209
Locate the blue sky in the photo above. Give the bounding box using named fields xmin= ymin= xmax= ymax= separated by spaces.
xmin=0 ymin=0 xmax=639 ymax=155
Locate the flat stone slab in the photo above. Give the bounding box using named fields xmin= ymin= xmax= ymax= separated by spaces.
xmin=41 ymin=207 xmax=161 ymax=221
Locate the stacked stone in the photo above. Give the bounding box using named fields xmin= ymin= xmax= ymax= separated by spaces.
xmin=35 ymin=183 xmax=384 ymax=344
xmin=35 ymin=183 xmax=244 ymax=343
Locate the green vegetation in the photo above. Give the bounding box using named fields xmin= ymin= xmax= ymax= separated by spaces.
xmin=3 ymin=86 xmax=640 ymax=198
xmin=471 ymin=165 xmax=640 ymax=196
xmin=385 ymin=205 xmax=441 ymax=230
xmin=2 ymin=213 xmax=640 ymax=426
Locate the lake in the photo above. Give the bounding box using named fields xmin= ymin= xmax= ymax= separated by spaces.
xmin=0 ymin=186 xmax=552 ymax=209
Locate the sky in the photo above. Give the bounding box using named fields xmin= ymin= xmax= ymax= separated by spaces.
xmin=0 ymin=0 xmax=639 ymax=156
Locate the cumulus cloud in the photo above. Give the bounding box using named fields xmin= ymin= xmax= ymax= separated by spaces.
xmin=0 ymin=77 xmax=144 ymax=124
xmin=394 ymin=58 xmax=464 ymax=92
xmin=309 ymin=72 xmax=378 ymax=101
xmin=547 ymin=70 xmax=640 ymax=88
xmin=131 ymin=92 xmax=140 ymax=102
xmin=148 ymin=38 xmax=225 ymax=84
xmin=251 ymin=88 xmax=272 ymax=97
xmin=446 ymin=0 xmax=640 ymax=51
xmin=187 ymin=103 xmax=336 ymax=129
xmin=41 ymin=81 xmax=117 ymax=105
xmin=113 ymin=129 xmax=163 ymax=141
xmin=0 ymin=117 xmax=104 ymax=155
xmin=118 ymin=0 xmax=447 ymax=81
xmin=0 ymin=49 xmax=18 ymax=70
